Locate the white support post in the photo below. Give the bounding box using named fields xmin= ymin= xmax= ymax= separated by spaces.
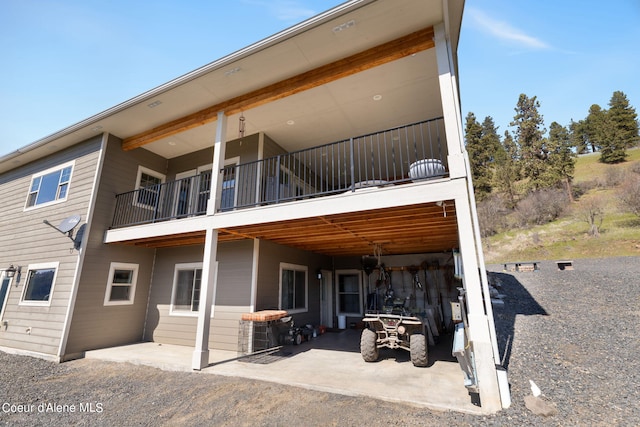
xmin=436 ymin=20 xmax=504 ymax=411
xmin=192 ymin=227 xmax=219 ymax=370
xmin=455 ymin=194 xmax=502 ymax=412
xmin=193 ymin=111 xmax=226 ymax=370
xmin=434 ymin=23 xmax=464 ymax=166
xmin=207 ymin=111 xmax=228 ymax=216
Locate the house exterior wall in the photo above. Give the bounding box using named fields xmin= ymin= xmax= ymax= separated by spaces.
xmin=144 ymin=240 xmax=254 ymax=351
xmin=64 ymin=135 xmax=161 ymax=357
xmin=165 ymin=133 xmax=260 ymax=179
xmin=0 ymin=136 xmax=102 ymax=356
xmin=256 ymin=239 xmax=331 ymax=327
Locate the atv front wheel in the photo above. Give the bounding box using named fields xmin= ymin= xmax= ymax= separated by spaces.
xmin=410 ymin=334 xmax=428 ymax=367
xmin=360 ymin=328 xmax=379 ymax=362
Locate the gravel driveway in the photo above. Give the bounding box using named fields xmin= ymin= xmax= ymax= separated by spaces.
xmin=1 ymin=256 xmax=638 ymax=426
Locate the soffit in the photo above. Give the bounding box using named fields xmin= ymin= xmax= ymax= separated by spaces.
xmin=100 ymin=0 xmax=445 ymax=157
xmin=116 ymin=202 xmax=459 ymax=257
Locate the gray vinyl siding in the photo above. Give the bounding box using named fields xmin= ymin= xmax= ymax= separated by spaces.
xmin=0 ymin=136 xmax=102 ymax=356
xmin=166 ymin=134 xmax=260 ymax=180
xmin=64 ymin=135 xmax=160 ymax=356
xmin=256 ymin=239 xmax=330 ymax=327
xmin=144 ymin=240 xmax=254 ymax=351
xmin=262 ymin=134 xmax=287 ymax=159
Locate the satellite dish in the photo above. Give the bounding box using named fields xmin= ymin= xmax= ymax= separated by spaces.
xmin=57 ymin=214 xmax=81 ymax=233
xmin=43 ymin=214 xmax=81 ymax=242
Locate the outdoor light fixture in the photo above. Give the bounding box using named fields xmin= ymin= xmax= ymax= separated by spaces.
xmin=6 ymin=265 xmax=17 ymax=278
xmin=316 ymin=269 xmax=322 ymax=280
xmin=6 ymin=265 xmax=21 ymax=283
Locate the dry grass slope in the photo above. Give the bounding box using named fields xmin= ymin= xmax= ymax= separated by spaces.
xmin=483 ymin=148 xmax=640 ymax=263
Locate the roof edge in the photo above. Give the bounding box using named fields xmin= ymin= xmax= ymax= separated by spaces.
xmin=0 ymin=0 xmax=374 ymax=167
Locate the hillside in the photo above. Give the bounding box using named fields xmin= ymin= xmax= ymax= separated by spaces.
xmin=482 ymin=148 xmax=640 ymax=263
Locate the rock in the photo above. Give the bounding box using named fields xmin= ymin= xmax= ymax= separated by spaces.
xmin=524 ymin=395 xmax=558 ymax=416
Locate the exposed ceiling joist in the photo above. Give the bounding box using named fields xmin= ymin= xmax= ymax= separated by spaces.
xmin=122 ymin=26 xmax=435 ymax=151
xmin=111 ymin=201 xmax=458 ymax=257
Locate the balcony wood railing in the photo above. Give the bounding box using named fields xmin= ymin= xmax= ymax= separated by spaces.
xmin=111 ymin=118 xmax=447 ymax=228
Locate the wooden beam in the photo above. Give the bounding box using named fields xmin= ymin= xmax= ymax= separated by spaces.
xmin=122 ymin=27 xmax=435 ymax=150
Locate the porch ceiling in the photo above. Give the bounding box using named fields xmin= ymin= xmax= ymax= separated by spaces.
xmin=116 ymin=202 xmax=459 ymax=257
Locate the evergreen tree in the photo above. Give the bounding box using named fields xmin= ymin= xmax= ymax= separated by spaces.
xmin=545 ymin=122 xmax=577 ymax=201
xmin=569 ymin=119 xmax=590 ymax=154
xmin=464 ymin=112 xmax=492 ymax=200
xmin=493 ymin=130 xmax=520 ymax=208
xmin=599 ymin=91 xmax=639 ymax=164
xmin=510 ymin=94 xmax=547 ymax=191
xmin=584 ymin=104 xmax=607 ymax=152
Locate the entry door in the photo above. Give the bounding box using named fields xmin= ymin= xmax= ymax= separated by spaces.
xmin=174 ymin=166 xmax=212 ymax=216
xmin=174 ymin=169 xmax=197 ymax=217
xmin=320 ymin=269 xmax=333 ymax=328
xmin=0 ymin=273 xmax=10 ymax=320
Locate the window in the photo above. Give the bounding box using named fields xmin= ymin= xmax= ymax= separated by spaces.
xmin=0 ymin=274 xmax=11 ymax=319
xmin=20 ymin=262 xmax=59 ymax=305
xmin=279 ymin=263 xmax=307 ymax=313
xmin=171 ymin=263 xmax=202 ymax=315
xmin=135 ymin=166 xmax=165 ymax=208
xmin=336 ymin=270 xmax=362 ymax=316
xmin=220 ymin=157 xmax=239 ymax=211
xmin=104 ymin=263 xmax=138 ymax=305
xmin=25 ymin=162 xmax=74 ymax=209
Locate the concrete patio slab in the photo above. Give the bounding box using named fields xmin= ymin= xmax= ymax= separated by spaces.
xmin=85 ymin=329 xmax=483 ymax=414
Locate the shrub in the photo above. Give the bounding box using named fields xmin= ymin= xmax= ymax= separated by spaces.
xmin=514 ymin=189 xmax=569 ymax=227
xmin=477 ymin=194 xmax=509 ymax=237
xmin=574 ymin=196 xmax=605 ymax=237
xmin=604 ymin=167 xmax=626 ymax=187
xmin=618 ymin=174 xmax=640 ymax=217
xmin=572 ymin=179 xmax=600 ymax=199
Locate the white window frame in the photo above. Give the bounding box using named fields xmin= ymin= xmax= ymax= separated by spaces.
xmin=170 ymin=262 xmax=203 ymax=317
xmin=0 ymin=272 xmax=13 ymax=321
xmin=134 ymin=166 xmax=166 ymax=210
xmin=103 ymin=262 xmax=139 ymax=306
xmin=19 ymin=262 xmax=59 ymax=307
xmin=279 ymin=263 xmax=308 ymax=314
xmin=24 ymin=161 xmax=75 ymax=210
xmin=336 ymin=269 xmax=363 ymax=316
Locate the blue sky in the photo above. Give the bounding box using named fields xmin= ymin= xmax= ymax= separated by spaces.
xmin=1 ymin=0 xmax=639 ymax=156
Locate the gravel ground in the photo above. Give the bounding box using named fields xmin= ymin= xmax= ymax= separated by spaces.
xmin=0 ymin=256 xmax=638 ymax=426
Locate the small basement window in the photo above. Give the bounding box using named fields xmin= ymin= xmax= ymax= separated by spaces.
xmin=25 ymin=161 xmax=74 ymax=209
xmin=20 ymin=262 xmax=59 ymax=306
xmin=104 ymin=263 xmax=138 ymax=305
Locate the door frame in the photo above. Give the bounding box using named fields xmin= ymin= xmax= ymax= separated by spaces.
xmin=320 ymin=269 xmax=333 ymax=328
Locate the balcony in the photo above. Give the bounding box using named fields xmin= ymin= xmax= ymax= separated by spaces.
xmin=111 ymin=118 xmax=448 ymax=229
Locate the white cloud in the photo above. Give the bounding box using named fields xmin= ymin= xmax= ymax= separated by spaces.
xmin=467 ymin=7 xmax=550 ymax=50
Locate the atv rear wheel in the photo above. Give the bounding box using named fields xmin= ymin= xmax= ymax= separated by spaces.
xmin=360 ymin=328 xmax=379 ymax=362
xmin=410 ymin=334 xmax=428 ymax=367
